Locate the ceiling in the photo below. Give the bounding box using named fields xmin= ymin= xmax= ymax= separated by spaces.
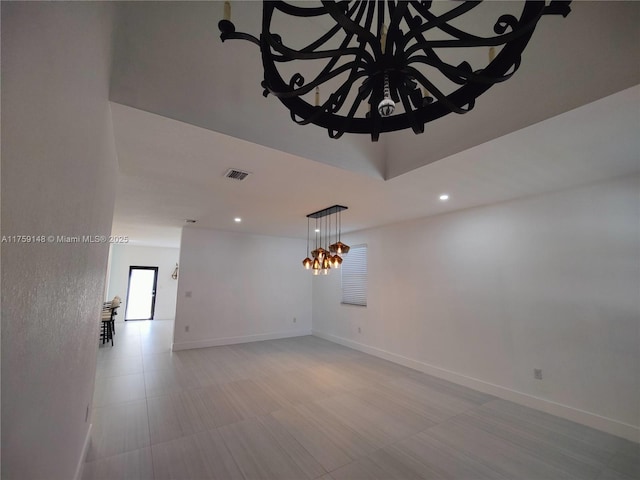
xmin=108 ymin=1 xmax=640 ymax=248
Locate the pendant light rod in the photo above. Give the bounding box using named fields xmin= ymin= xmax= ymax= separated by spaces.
xmin=325 ymin=214 xmax=329 ymax=251
xmin=329 ymin=209 xmax=338 ymax=248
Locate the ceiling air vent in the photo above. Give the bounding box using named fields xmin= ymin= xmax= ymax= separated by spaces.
xmin=224 ymin=168 xmax=251 ymax=181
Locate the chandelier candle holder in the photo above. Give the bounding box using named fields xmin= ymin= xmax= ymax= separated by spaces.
xmin=302 ymin=205 xmax=349 ymax=275
xmin=218 ymin=1 xmax=571 ymax=141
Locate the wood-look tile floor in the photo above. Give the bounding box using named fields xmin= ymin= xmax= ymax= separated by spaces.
xmin=83 ymin=320 xmax=638 ymax=480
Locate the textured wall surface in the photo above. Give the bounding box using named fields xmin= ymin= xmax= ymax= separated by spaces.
xmin=313 ymin=175 xmax=640 ymax=440
xmin=107 ymin=244 xmax=180 ymax=320
xmin=1 ymin=3 xmax=117 ymax=479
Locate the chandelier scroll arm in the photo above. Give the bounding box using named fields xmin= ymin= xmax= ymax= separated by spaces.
xmin=544 ymin=1 xmax=572 ymax=17
xmin=291 ymin=0 xmax=369 ymax=84
xmin=272 ymin=2 xmax=329 ymax=18
xmin=376 ymin=0 xmax=385 ymax=50
xmin=366 ymin=89 xmax=383 ymax=142
xmin=218 ymin=19 xmax=260 ymax=47
xmin=404 ymin=67 xmax=474 ymax=115
xmin=323 ymin=57 xmax=372 ymax=114
xmin=362 ymin=0 xmax=378 ymax=51
xmin=406 ymin=55 xmax=519 ymax=86
xmin=407 ymin=1 xmax=480 ymax=41
xmin=397 ymin=84 xmax=424 ymax=135
xmin=288 ymin=70 xmax=370 ymax=125
xmin=263 ymin=57 xmax=369 ymax=99
xmin=265 ymin=1 xmax=369 ymax=103
xmin=396 ymin=8 xmax=495 ymax=94
xmin=402 ymin=17 xmax=542 ymax=57
xmin=409 ymin=2 xmax=493 ymax=44
xmin=385 ymin=1 xmax=409 ymax=55
xmin=332 ymin=76 xmax=379 ymax=135
xmin=321 ymin=1 xmax=382 ymax=57
xmin=396 ymin=6 xmax=505 ymax=91
xmin=410 ymin=0 xmax=480 ymax=24
xmin=261 ymin=2 xmax=370 ymax=101
xmin=265 ymin=32 xmax=375 ymax=66
xmin=406 ymin=4 xmax=552 ymax=51
xmin=328 ymin=80 xmax=374 ymax=139
xmin=297 ymin=1 xmax=366 ymax=54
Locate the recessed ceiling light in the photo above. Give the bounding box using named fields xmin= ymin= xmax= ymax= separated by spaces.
xmin=314 ymin=228 xmax=320 ymax=233
xmin=234 ymin=217 xmax=242 ymax=223
xmin=439 ymin=194 xmax=449 ymax=201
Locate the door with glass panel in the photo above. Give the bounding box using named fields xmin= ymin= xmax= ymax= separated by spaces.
xmin=125 ymin=266 xmax=158 ymax=320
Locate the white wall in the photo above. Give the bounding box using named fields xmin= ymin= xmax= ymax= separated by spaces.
xmin=173 ymin=227 xmax=312 ymax=350
xmin=1 ymin=3 xmax=117 ymax=479
xmin=107 ymin=244 xmax=180 ymax=320
xmin=313 ymin=175 xmax=640 ymax=442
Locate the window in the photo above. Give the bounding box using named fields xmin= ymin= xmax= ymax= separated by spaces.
xmin=341 ymin=244 xmax=367 ymax=306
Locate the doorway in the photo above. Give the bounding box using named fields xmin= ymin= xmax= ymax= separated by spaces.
xmin=125 ymin=266 xmax=158 ymax=320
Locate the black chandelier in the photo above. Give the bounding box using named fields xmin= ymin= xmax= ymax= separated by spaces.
xmin=218 ymin=1 xmax=571 ymax=141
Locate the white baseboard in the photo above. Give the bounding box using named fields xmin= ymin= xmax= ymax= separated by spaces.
xmin=172 ymin=329 xmax=312 ymax=351
xmin=73 ymin=423 xmax=92 ymax=480
xmin=312 ymin=330 xmax=639 ymax=443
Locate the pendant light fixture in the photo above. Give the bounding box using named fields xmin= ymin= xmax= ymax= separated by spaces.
xmin=322 ymin=214 xmax=331 ymax=275
xmin=329 ymin=208 xmax=350 ymax=256
xmin=302 ymin=217 xmax=312 ymax=269
xmin=328 ymin=211 xmax=342 ymax=269
xmin=312 ymin=217 xmax=322 ymax=275
xmin=302 ymin=205 xmax=349 ymax=275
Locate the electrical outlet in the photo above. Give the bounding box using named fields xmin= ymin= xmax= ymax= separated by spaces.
xmin=293 ymin=317 xmax=297 ymax=323
xmin=534 ymin=368 xmax=542 ymax=380
xmin=185 ymin=325 xmax=190 ymax=332
xmin=185 ymin=291 xmax=192 ymax=298
xmin=358 ymin=327 xmax=362 ymax=333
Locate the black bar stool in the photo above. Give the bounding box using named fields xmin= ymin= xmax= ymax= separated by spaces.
xmin=100 ymin=309 xmax=114 ymax=346
xmin=99 ymin=296 xmax=120 ymax=346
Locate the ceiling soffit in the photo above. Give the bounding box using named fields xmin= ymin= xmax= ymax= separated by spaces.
xmin=110 ymin=1 xmax=640 ymax=179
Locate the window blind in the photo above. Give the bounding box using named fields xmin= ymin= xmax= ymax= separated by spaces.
xmin=341 ymin=244 xmax=367 ymax=306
